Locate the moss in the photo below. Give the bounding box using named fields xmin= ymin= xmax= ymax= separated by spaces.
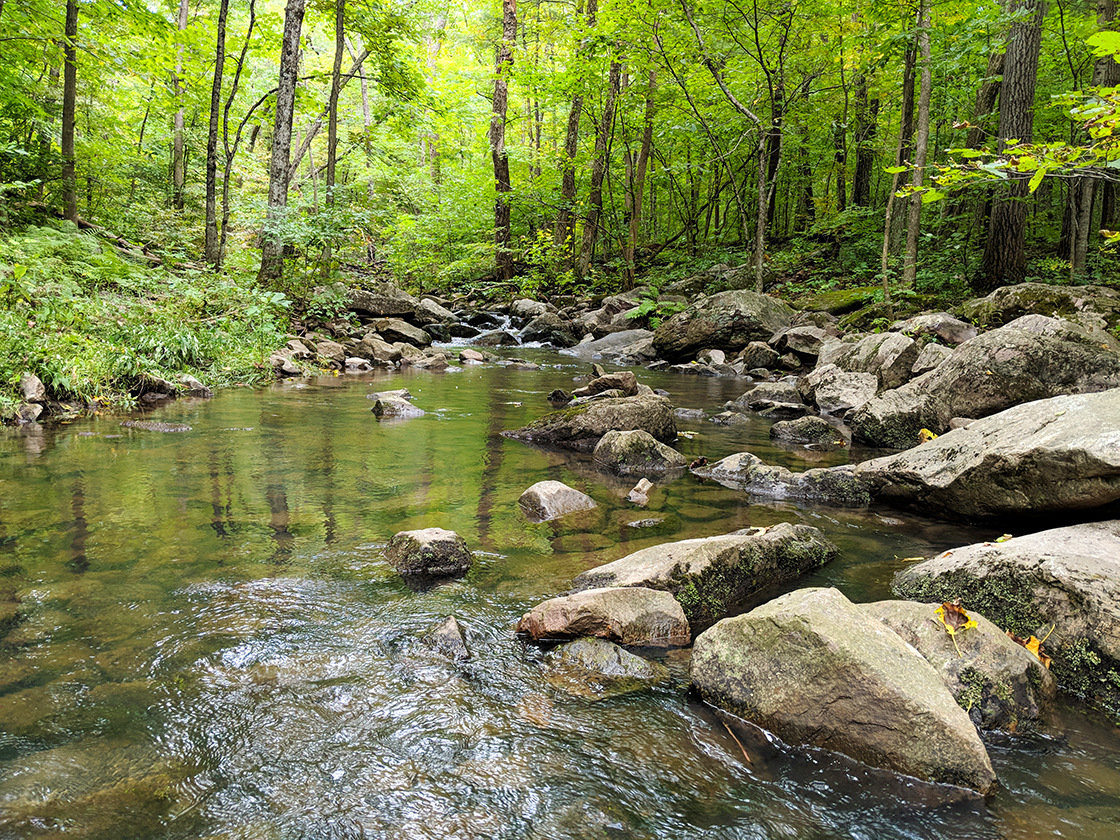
xmin=1049 ymin=636 xmax=1120 ymax=718
xmin=893 ymin=571 xmax=1044 ymax=636
xmin=792 ymin=285 xmax=879 ymax=315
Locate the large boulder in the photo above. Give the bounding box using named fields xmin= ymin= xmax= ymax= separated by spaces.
xmin=893 ymin=521 xmax=1120 ymax=716
xmin=375 ymin=318 xmax=431 ymax=347
xmin=571 ymin=371 xmax=639 ymax=398
xmin=518 ymin=480 xmax=598 ymax=522
xmin=769 ymin=415 xmax=843 ymax=445
xmin=695 ymin=453 xmax=871 ymax=508
xmin=891 ymin=312 xmax=979 ymax=346
xmin=862 ymin=599 xmax=1056 ymax=732
xmin=690 ymin=588 xmax=998 ymax=795
xmin=348 ymin=283 xmax=419 ymax=317
xmin=592 ymin=429 xmax=688 ymax=475
xmin=385 ymin=528 xmax=472 ymax=576
xmin=850 ymin=319 xmax=1120 ymax=448
xmin=516 ymin=586 xmax=690 ymax=647
xmin=855 ymin=388 xmax=1120 ymax=518
xmin=572 ymin=523 xmax=838 ymax=624
xmin=354 ymin=335 xmax=401 ymax=365
xmin=371 ymin=397 xmax=425 ymax=419
xmin=511 ymin=298 xmax=553 ymax=320
xmin=560 ymin=329 xmax=656 ymax=362
xmin=729 ymin=381 xmax=802 ymax=412
xmin=737 ymin=341 xmax=781 ymax=370
xmin=798 ymin=364 xmax=878 ymax=417
xmin=521 ymin=312 xmax=578 ymax=347
xmin=502 ymin=394 xmax=676 ymax=452
xmin=412 ymin=297 xmax=458 ymax=326
xmin=957 ymin=282 xmax=1120 ymax=343
xmin=652 ymin=290 xmax=795 ymax=361
xmin=831 ymin=332 xmax=920 ymax=391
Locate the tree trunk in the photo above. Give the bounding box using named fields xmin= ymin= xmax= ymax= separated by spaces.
xmin=204 ymin=0 xmax=229 ymax=266
xmin=832 ymin=120 xmax=847 ymax=214
xmin=902 ymin=0 xmax=931 ymax=289
xmin=797 ymin=131 xmax=815 ymax=228
xmin=1090 ymin=0 xmax=1120 ymax=239
xmin=172 ymin=0 xmax=189 ymax=211
xmin=258 ymin=0 xmax=306 ymax=285
xmin=577 ymin=61 xmax=621 ymax=279
xmin=322 ymin=0 xmax=345 ymax=275
xmin=490 ymin=0 xmax=517 ymax=282
xmin=851 ymin=74 xmax=879 ymax=207
xmin=286 ymin=48 xmax=370 ymax=185
xmin=61 ymin=0 xmax=78 ymax=223
xmin=978 ymin=0 xmax=1047 ymax=292
xmin=966 ymin=51 xmax=1005 ymax=150
xmin=623 ymin=70 xmax=656 ymax=288
xmin=889 ymin=40 xmax=918 ymax=254
xmin=218 ymin=0 xmax=257 ymax=267
xmin=554 ymin=0 xmax=598 ymax=256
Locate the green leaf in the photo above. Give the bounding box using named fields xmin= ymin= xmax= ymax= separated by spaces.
xmin=883 ymin=165 xmax=907 ymax=174
xmin=1027 ymin=167 xmax=1047 ymax=193
xmin=1087 ymin=31 xmax=1120 ymax=60
xmin=920 ymin=188 xmax=945 ymax=204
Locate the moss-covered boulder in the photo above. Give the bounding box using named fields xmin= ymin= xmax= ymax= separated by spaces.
xmin=652 ymin=290 xmax=795 ymax=361
xmin=690 ymin=588 xmax=997 ymax=795
xmin=769 ymin=415 xmax=844 ymax=445
xmin=571 ymin=523 xmax=837 ymax=625
xmin=893 ymin=521 xmax=1120 ymax=718
xmin=957 ymin=282 xmax=1120 ymax=342
xmin=791 ymin=285 xmax=879 ymax=315
xmin=502 ymin=394 xmax=676 ymax=452
xmin=592 ymin=429 xmax=688 ymax=475
xmin=385 ymin=528 xmax=472 ymax=576
xmin=695 ymin=452 xmax=871 ymax=508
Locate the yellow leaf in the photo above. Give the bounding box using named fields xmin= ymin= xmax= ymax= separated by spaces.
xmin=995 ymin=533 xmax=1013 ymax=543
xmin=919 ymin=428 xmax=939 ymax=442
xmin=935 ymin=600 xmax=978 ymax=657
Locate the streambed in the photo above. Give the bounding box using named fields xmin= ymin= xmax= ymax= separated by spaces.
xmin=1 ymin=350 xmax=1119 ymax=839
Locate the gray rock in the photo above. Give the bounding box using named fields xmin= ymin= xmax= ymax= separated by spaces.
xmin=799 ymin=364 xmax=879 ymax=417
xmin=348 ymin=283 xmax=418 ymax=317
xmin=593 ymin=429 xmax=688 ymax=475
xmin=832 ymin=332 xmax=920 ymax=391
xmin=769 ymin=415 xmax=843 ymax=445
xmin=893 ymin=521 xmax=1120 ymax=716
xmin=354 ymin=335 xmax=401 ymax=365
xmin=178 ymin=374 xmax=212 ymax=397
xmin=855 ymin=388 xmax=1120 ymax=517
xmin=571 ymin=371 xmax=640 ymax=398
xmin=516 ymin=586 xmax=690 ymax=647
xmin=19 ymin=373 xmax=46 ymax=403
xmin=652 ymin=290 xmax=795 ymax=361
xmin=376 ymin=318 xmax=431 ymax=347
xmin=696 ymin=453 xmax=870 ymax=508
xmin=413 ymin=297 xmax=458 ymax=326
xmin=696 ymin=348 xmax=726 ymax=365
xmin=315 ymin=339 xmax=346 ymax=363
xmin=368 ymin=388 xmax=412 ymax=401
xmin=503 ymin=394 xmax=676 ymax=452
xmin=372 ymin=397 xmax=425 ymax=418
xmin=120 ymin=420 xmax=191 ymax=432
xmin=572 ymin=523 xmax=838 ymax=624
xmin=862 ymin=599 xmax=1055 ymax=732
xmin=385 ymin=527 xmax=472 ymax=576
xmin=286 ymin=339 xmax=313 ymax=360
xmin=543 ymin=637 xmax=671 ymax=699
xmin=891 ymin=312 xmax=979 ymax=346
xmin=626 ymin=477 xmax=654 ymax=506
xmin=729 ymin=381 xmax=802 ymax=412
xmin=511 ymin=298 xmax=552 ymax=320
xmin=737 ymin=341 xmax=781 ymax=370
xmin=459 ymin=348 xmax=486 ymax=364
xmin=957 ymin=282 xmax=1120 ymax=343
xmin=772 ymin=325 xmax=829 ymax=358
xmin=911 ymin=343 xmax=953 ymax=376
xmin=690 ymin=588 xmax=997 ymax=795
xmin=17 ymin=403 xmax=43 ymax=423
xmin=522 ymin=312 xmax=578 ymax=347
xmin=344 ymin=357 xmax=372 ymax=372
xmin=518 ymin=480 xmax=597 ymax=522
xmin=474 ymin=330 xmax=519 ymax=347
xmin=426 ymin=616 xmax=471 ymax=661
xmin=560 ymin=329 xmax=657 ymax=362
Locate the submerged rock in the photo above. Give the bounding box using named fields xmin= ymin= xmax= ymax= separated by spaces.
xmin=503 ymin=394 xmax=676 ymax=452
xmin=120 ymin=420 xmax=192 ymax=433
xmin=543 ymin=637 xmax=670 ymax=699
xmin=690 ymin=587 xmax=997 ymax=795
xmin=372 ymin=397 xmax=425 ymax=419
xmin=696 ymin=453 xmax=870 ymax=508
xmin=425 ymin=616 xmax=472 ymax=661
xmin=592 ymin=429 xmax=688 ymax=475
xmin=769 ymin=415 xmax=842 ymax=445
xmin=518 ymin=480 xmax=598 ymax=522
xmin=516 ymin=586 xmax=690 ymax=647
xmin=893 ymin=521 xmax=1120 ymax=716
xmin=626 ymin=477 xmax=654 ymax=506
xmin=855 ymin=388 xmax=1120 ymax=518
xmin=572 ymin=523 xmax=838 ymax=625
xmin=385 ymin=528 xmax=472 ymax=576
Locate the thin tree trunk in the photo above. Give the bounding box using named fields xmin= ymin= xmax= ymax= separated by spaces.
xmin=1098 ymin=0 xmax=1120 ymax=230
xmin=966 ymin=51 xmax=1005 ymax=149
xmin=979 ymin=0 xmax=1047 ymax=291
xmin=172 ymin=0 xmax=189 ymax=211
xmin=554 ymin=0 xmax=597 ymax=256
xmin=286 ymin=48 xmax=370 ymax=184
xmin=322 ymin=0 xmax=345 ymax=275
xmin=61 ymin=0 xmax=78 ymax=223
xmin=218 ymin=0 xmax=257 ymax=266
xmin=851 ymin=74 xmax=879 ymax=207
xmin=577 ymin=61 xmax=621 ymax=279
xmin=258 ymin=0 xmax=306 ymax=285
xmin=902 ymin=0 xmax=931 ymax=288
xmin=490 ymin=0 xmax=517 ymax=282
xmin=204 ymin=0 xmax=229 ymax=266
xmin=624 ymin=70 xmax=656 ymax=288
xmin=890 ymin=41 xmax=918 ymax=254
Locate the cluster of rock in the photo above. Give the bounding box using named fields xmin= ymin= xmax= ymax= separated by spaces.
xmin=13 ymin=371 xmax=212 ymax=425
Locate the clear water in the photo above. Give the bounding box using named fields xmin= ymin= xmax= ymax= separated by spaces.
xmin=2 ymin=351 xmax=1119 ymax=839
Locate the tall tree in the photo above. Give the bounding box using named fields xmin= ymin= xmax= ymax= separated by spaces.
xmin=851 ymin=73 xmax=879 ymax=207
xmin=204 ymin=0 xmax=230 ymax=266
xmin=554 ymin=0 xmax=598 ymax=258
xmin=61 ymin=0 xmax=78 ymax=223
xmin=576 ymin=60 xmax=621 ymax=279
xmin=978 ymin=0 xmax=1047 ymax=291
xmin=323 ymin=0 xmax=345 ymax=273
xmin=490 ymin=0 xmax=517 ymax=282
xmin=172 ymin=0 xmax=189 ymax=212
xmin=623 ymin=70 xmax=656 ymax=288
xmin=258 ymin=0 xmax=307 ymax=285
xmin=902 ymin=0 xmax=932 ymax=288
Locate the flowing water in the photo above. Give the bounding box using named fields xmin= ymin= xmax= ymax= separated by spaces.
xmin=2 ymin=350 xmax=1119 ymax=839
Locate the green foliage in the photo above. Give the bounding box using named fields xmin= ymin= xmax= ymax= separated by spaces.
xmin=517 ymin=228 xmax=574 ymax=299
xmin=0 ymin=225 xmax=288 ymax=419
xmin=625 ymin=286 xmax=687 ymax=329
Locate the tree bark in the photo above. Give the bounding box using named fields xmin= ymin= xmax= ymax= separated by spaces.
xmin=623 ymin=70 xmax=656 ymax=288
xmin=219 ymin=0 xmax=257 ymax=266
xmin=554 ymin=0 xmax=597 ymax=256
xmin=966 ymin=51 xmax=1005 ymax=150
xmin=258 ymin=0 xmax=306 ymax=285
xmin=204 ymin=0 xmax=229 ymax=266
xmin=490 ymin=0 xmax=517 ymax=282
xmin=61 ymin=0 xmax=78 ymax=223
xmin=979 ymin=0 xmax=1047 ymax=292
xmin=172 ymin=0 xmax=189 ymax=212
xmin=322 ymin=0 xmax=345 ymax=275
xmin=1098 ymin=0 xmax=1120 ymax=229
xmin=902 ymin=0 xmax=931 ymax=289
xmin=577 ymin=60 xmax=621 ymax=279
xmin=851 ymin=74 xmax=879 ymax=207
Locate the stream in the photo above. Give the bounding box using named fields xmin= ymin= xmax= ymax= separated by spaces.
xmin=2 ymin=349 xmax=1119 ymax=839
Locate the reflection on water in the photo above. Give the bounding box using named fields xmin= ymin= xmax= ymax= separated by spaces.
xmin=1 ymin=353 xmax=1119 ymax=839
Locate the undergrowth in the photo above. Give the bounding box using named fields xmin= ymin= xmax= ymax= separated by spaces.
xmin=0 ymin=223 xmax=290 ymax=420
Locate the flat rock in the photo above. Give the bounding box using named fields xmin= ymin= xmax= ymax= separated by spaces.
xmin=572 ymin=523 xmax=838 ymax=624
xmin=571 ymin=371 xmax=639 ymax=398
xmin=348 ymin=283 xmax=419 ymax=317
xmin=891 ymin=312 xmax=979 ymax=346
xmin=690 ymin=587 xmax=997 ymax=795
xmin=372 ymin=397 xmax=425 ymax=418
xmin=695 ymin=453 xmax=870 ymax=508
xmin=798 ymin=364 xmax=878 ymax=417
xmin=516 ymin=586 xmax=690 ymax=647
